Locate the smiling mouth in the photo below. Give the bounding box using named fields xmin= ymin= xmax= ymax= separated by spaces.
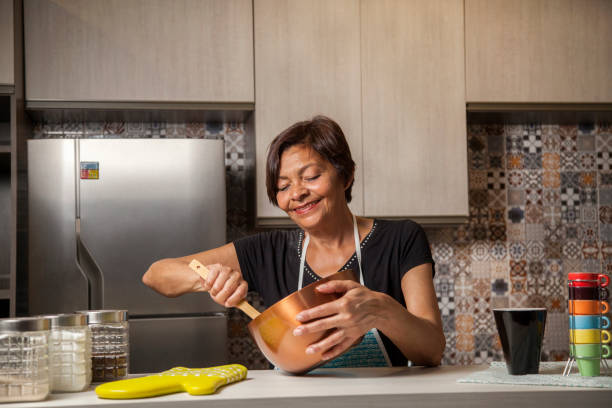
xmin=293 ymin=200 xmax=321 ymax=215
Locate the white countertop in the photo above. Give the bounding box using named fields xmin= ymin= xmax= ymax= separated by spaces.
xmin=9 ymin=365 xmax=612 ymax=408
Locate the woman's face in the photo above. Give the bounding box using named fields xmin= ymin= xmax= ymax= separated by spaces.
xmin=276 ymin=144 xmax=349 ymax=229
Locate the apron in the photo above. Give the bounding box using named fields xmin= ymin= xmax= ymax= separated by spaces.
xmin=298 ymin=214 xmax=391 ymax=368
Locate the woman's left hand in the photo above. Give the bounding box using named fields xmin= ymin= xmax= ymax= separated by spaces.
xmin=292 ymin=280 xmax=387 ymax=361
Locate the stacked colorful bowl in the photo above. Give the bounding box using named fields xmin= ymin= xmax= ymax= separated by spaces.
xmin=568 ymin=272 xmax=610 ymax=376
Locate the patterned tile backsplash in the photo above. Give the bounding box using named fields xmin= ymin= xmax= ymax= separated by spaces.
xmin=33 ymin=120 xmax=612 ymax=368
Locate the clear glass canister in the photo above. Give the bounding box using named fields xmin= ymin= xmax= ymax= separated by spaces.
xmin=0 ymin=317 xmax=51 ymax=402
xmin=77 ymin=310 xmax=128 ymax=382
xmin=45 ymin=314 xmax=92 ymax=392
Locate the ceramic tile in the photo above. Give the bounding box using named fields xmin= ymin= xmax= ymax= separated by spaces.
xmin=487 ymin=189 xmax=506 ymax=208
xmin=577 ymin=134 xmax=596 ymax=151
xmin=507 ymin=189 xmax=525 ymax=206
xmin=525 ymin=223 xmax=545 ymax=241
xmin=185 ymin=122 xmax=206 ymax=138
xmin=541 ymin=189 xmax=561 ymax=206
xmin=507 ymin=223 xmax=526 ymax=242
xmin=602 ymin=242 xmax=612 ymax=260
xmin=432 ymin=242 xmax=454 ymax=263
xmin=596 ymin=134 xmax=612 ymax=151
xmin=441 ymin=314 xmax=455 ymax=334
xmin=599 ymin=171 xmax=612 ymax=187
xmin=489 ymin=225 xmax=506 ymax=241
xmin=103 ymin=122 xmax=125 ymax=136
xmin=597 ymin=151 xmax=612 ymax=170
xmin=580 ymin=223 xmax=599 ymax=242
xmin=470 ymin=170 xmax=488 ymax=189
xmin=560 ymin=151 xmax=580 ymax=171
xmin=597 ymin=122 xmax=612 ymax=136
xmin=488 ymin=208 xmax=506 ymax=225
xmin=600 ymin=188 xmax=612 ymax=205
xmin=559 ymin=125 xmax=578 ymax=152
xmin=507 ymin=207 xmax=525 ymax=224
xmin=522 ymin=126 xmax=543 ymax=155
xmin=508 ymin=242 xmax=526 ymax=261
xmin=125 ymin=122 xmax=147 ymax=138
xmin=544 ymin=240 xmax=563 ymax=259
xmin=544 ymin=259 xmax=563 ymax=275
xmin=524 ymin=205 xmax=544 ymax=224
xmin=490 ymin=296 xmax=509 ymax=309
xmin=489 ymin=244 xmax=508 ymax=262
xmin=506 ymin=132 xmax=522 ymax=154
xmin=523 ymin=153 xmax=542 ymax=169
xmin=600 ymin=206 xmax=612 ymax=224
xmin=544 ymin=312 xmax=569 ymax=351
xmin=487 ymin=133 xmax=504 ymax=154
xmin=524 ymin=189 xmax=542 ymax=206
xmin=563 ymin=259 xmax=585 ymax=274
xmin=470 ymin=242 xmax=490 ymax=262
xmin=561 ymin=240 xmax=581 ymax=259
xmin=491 ymin=279 xmax=509 ymax=296
xmin=469 ymin=189 xmax=489 ymax=208
xmin=509 ymin=292 xmax=528 ymax=307
xmin=526 ymin=240 xmax=546 ymax=261
xmin=579 ymin=152 xmax=597 ymax=171
xmin=542 ymin=171 xmax=561 ymax=188
xmin=507 ymin=154 xmax=523 ymax=169
xmin=542 ymin=125 xmax=561 ymax=151
xmin=601 ymin=225 xmax=612 ymax=241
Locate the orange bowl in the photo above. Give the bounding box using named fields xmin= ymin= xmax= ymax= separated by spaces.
xmin=247 ymin=269 xmax=358 ymax=374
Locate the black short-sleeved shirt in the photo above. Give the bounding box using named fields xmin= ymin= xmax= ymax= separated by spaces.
xmin=233 ymin=218 xmax=435 ymax=367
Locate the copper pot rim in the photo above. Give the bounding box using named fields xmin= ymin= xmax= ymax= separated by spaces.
xmin=248 ymin=268 xmax=358 ymax=326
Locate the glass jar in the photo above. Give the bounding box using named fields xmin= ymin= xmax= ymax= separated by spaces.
xmin=0 ymin=317 xmax=51 ymax=403
xmin=77 ymin=310 xmax=128 ymax=382
xmin=45 ymin=314 xmax=92 ymax=392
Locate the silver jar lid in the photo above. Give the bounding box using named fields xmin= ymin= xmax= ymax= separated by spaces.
xmin=0 ymin=317 xmax=51 ymax=332
xmin=76 ymin=310 xmax=128 ymax=324
xmin=42 ymin=313 xmax=88 ymax=328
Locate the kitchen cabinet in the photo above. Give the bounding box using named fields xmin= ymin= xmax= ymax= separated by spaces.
xmin=24 ymin=0 xmax=254 ymax=104
xmin=465 ymin=0 xmax=612 ymax=103
xmin=360 ymin=0 xmax=468 ymax=219
xmin=254 ymin=0 xmax=363 ymax=221
xmin=0 ymin=0 xmax=13 ymax=87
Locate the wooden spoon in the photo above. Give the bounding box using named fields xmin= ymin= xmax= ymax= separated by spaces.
xmin=188 ymin=259 xmax=260 ymax=319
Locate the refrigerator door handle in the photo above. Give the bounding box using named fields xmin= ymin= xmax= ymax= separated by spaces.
xmin=75 ymin=218 xmax=104 ymax=309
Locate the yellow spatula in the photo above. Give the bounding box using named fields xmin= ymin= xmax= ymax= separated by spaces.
xmin=189 ymin=259 xmax=260 ymax=319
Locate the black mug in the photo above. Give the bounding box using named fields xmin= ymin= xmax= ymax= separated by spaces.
xmin=493 ymin=308 xmax=547 ymax=375
xmin=569 ymin=286 xmax=609 ymax=300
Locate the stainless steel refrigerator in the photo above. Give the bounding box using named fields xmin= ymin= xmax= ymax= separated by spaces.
xmin=28 ymin=139 xmax=228 ymax=373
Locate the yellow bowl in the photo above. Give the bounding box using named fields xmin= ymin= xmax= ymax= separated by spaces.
xmin=569 ymin=329 xmax=611 ymax=344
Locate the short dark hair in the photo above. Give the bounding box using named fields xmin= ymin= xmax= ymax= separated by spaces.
xmin=265 ymin=115 xmax=355 ymax=206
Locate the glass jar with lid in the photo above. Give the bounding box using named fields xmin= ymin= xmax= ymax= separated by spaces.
xmin=0 ymin=317 xmax=51 ymax=402
xmin=45 ymin=314 xmax=92 ymax=392
xmin=77 ymin=310 xmax=128 ymax=382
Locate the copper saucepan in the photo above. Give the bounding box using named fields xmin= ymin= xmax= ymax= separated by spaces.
xmin=247 ymin=268 xmax=358 ymax=374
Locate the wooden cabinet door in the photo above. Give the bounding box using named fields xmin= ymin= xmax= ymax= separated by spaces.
xmin=254 ymin=0 xmax=363 ymax=221
xmin=0 ymin=0 xmax=13 ymax=86
xmin=361 ymin=0 xmax=468 ymax=219
xmin=24 ymin=0 xmax=254 ymax=103
xmin=466 ymin=0 xmax=612 ymax=103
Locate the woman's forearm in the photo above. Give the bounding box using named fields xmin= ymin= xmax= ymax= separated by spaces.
xmin=375 ymin=293 xmax=446 ymax=366
xmin=142 ymin=258 xmax=198 ymax=298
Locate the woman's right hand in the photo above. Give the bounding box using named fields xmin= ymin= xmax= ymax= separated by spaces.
xmin=198 ymin=263 xmax=248 ymax=308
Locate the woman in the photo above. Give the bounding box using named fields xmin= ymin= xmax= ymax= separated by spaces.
xmin=143 ymin=116 xmax=445 ymax=367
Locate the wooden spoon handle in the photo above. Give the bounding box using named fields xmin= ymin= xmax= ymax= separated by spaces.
xmin=188 ymin=259 xmax=260 ymax=319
